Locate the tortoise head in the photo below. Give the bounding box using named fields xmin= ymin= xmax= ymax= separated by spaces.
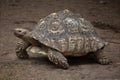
xmin=14 ymin=28 xmax=29 ymax=39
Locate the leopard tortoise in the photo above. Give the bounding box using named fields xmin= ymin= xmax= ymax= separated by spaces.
xmin=14 ymin=9 xmax=110 ymax=69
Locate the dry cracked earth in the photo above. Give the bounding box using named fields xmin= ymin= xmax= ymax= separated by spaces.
xmin=0 ymin=0 xmax=120 ymax=80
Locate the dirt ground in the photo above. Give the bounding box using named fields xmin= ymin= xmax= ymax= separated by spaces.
xmin=0 ymin=0 xmax=120 ymax=80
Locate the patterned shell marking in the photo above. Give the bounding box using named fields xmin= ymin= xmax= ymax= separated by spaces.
xmin=30 ymin=9 xmax=106 ymax=54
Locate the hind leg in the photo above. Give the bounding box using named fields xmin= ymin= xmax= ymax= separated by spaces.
xmin=94 ymin=49 xmax=111 ymax=65
xmin=16 ymin=40 xmax=30 ymax=59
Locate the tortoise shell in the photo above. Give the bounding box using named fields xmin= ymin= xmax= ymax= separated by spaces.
xmin=29 ymin=9 xmax=107 ymax=56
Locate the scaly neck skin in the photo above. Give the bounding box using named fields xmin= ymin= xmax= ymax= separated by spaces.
xmin=23 ymin=33 xmax=39 ymax=46
xmin=22 ymin=33 xmax=32 ymax=44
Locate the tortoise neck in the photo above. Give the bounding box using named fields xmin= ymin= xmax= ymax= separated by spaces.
xmin=22 ymin=32 xmax=31 ymax=43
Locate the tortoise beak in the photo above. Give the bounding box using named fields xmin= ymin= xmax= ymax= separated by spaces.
xmin=14 ymin=28 xmax=19 ymax=36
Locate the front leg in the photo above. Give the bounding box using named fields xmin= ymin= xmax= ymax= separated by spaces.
xmin=16 ymin=40 xmax=30 ymax=59
xmin=48 ymin=49 xmax=69 ymax=69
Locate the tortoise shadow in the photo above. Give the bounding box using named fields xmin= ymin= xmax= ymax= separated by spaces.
xmin=66 ymin=55 xmax=96 ymax=66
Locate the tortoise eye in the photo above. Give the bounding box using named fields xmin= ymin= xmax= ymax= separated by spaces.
xmin=18 ymin=30 xmax=21 ymax=33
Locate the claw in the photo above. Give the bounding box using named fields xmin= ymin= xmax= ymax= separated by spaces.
xmin=98 ymin=58 xmax=111 ymax=65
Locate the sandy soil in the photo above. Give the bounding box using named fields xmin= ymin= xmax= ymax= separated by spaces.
xmin=0 ymin=0 xmax=120 ymax=80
